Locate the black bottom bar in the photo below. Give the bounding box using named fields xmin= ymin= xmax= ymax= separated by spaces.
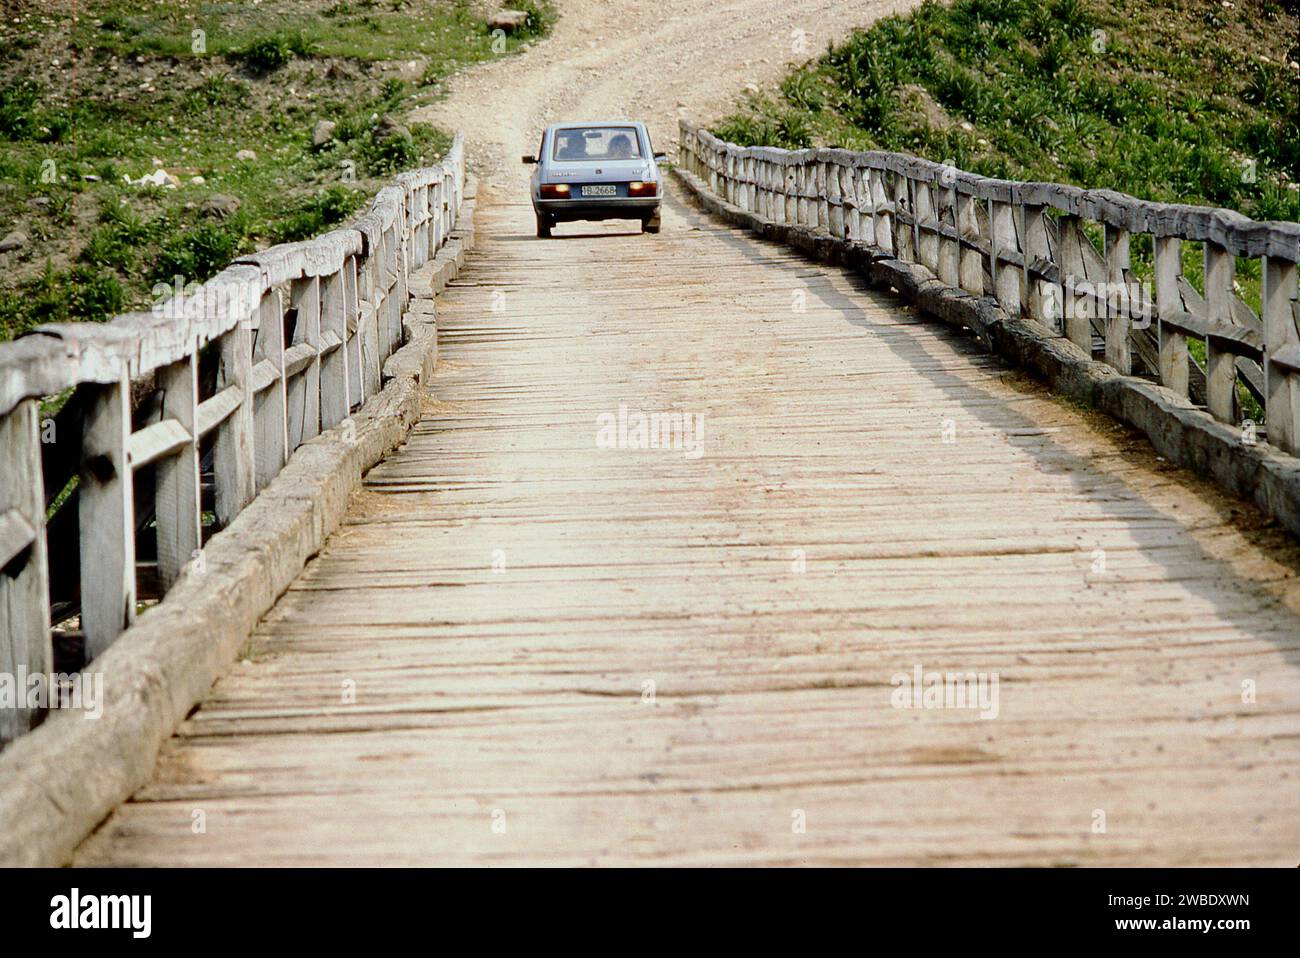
xmin=2 ymin=868 xmax=1287 ymax=944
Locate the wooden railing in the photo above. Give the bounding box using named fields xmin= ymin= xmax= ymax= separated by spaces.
xmin=680 ymin=119 xmax=1300 ymax=451
xmin=0 ymin=134 xmax=465 ymax=743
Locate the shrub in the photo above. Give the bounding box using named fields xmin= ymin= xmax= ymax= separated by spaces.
xmin=152 ymin=220 xmax=247 ymax=285
xmin=274 ymin=186 xmax=365 ymax=243
xmin=0 ymin=80 xmax=40 ymax=140
xmin=236 ymin=32 xmax=314 ymax=70
xmin=68 ymin=268 xmax=125 ymax=322
xmin=513 ymin=1 xmax=555 ymax=39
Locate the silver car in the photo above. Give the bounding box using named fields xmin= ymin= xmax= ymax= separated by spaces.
xmin=523 ymin=121 xmax=665 ymax=237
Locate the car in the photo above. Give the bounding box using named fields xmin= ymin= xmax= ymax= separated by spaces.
xmin=522 ymin=121 xmax=667 ymax=238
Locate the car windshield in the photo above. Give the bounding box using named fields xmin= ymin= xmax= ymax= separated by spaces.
xmin=551 ymin=127 xmax=642 ymax=162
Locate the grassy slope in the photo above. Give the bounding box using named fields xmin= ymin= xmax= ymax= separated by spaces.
xmin=714 ymin=0 xmax=1299 ymax=225
xmin=0 ymin=0 xmax=553 ymax=340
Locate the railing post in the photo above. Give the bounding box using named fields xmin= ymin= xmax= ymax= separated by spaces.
xmin=0 ymin=398 xmax=51 ymax=744
xmin=990 ymin=199 xmax=1021 ymax=314
xmin=957 ymin=191 xmax=983 ymax=295
xmin=909 ymin=176 xmax=926 ymax=266
xmin=155 ymin=354 xmax=201 ymax=590
xmin=763 ymin=159 xmax=774 ymax=219
xmin=891 ymin=173 xmax=912 ymax=262
xmin=828 ymin=162 xmax=845 ymax=239
xmin=383 ymin=222 xmax=401 ymax=360
xmin=390 ymin=218 xmax=407 ymax=353
xmin=342 ymin=254 xmax=363 ymax=408
xmin=1022 ymin=204 xmax=1056 ymax=331
xmin=1104 ymin=224 xmax=1132 ymax=374
xmin=252 ymin=289 xmax=287 ymax=490
xmin=937 ymin=179 xmax=960 ymax=287
xmin=80 ymin=375 xmax=134 ymax=661
xmin=854 ymin=169 xmax=870 ymax=244
xmin=359 ymin=248 xmax=382 ymax=400
xmin=1155 ymin=236 xmax=1188 ymax=398
xmin=920 ymin=178 xmax=941 ymax=272
xmin=215 ymin=318 xmax=255 ymax=524
xmin=1204 ymin=241 xmax=1237 ymax=423
xmin=320 ymin=267 xmax=351 ymax=429
xmin=784 ymin=165 xmax=797 ymax=225
xmin=818 ymin=160 xmax=831 ymax=232
xmin=842 ymin=165 xmax=859 ymax=242
xmin=1057 ymin=215 xmax=1091 ymax=351
xmin=1264 ymin=254 xmax=1300 ymax=454
xmin=422 ymin=182 xmax=432 ymax=264
xmin=870 ymin=168 xmax=891 ymax=253
xmin=288 ymin=276 xmax=322 ymax=451
xmin=793 ymin=163 xmax=806 ymax=226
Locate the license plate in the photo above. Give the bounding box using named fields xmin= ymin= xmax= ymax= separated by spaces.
xmin=581 ymin=184 xmax=617 ymax=197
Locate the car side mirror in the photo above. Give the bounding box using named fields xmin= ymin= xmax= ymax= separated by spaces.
xmin=521 ymin=155 xmax=538 ymax=164
xmin=653 ymin=152 xmax=667 ymax=161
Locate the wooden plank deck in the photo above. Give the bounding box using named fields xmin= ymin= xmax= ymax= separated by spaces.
xmin=75 ymin=186 xmax=1300 ymax=866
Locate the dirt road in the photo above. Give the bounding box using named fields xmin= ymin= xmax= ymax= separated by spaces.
xmin=416 ymin=0 xmax=920 ymax=184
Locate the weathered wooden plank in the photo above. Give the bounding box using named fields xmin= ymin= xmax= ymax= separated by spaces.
xmin=287 ymin=275 xmax=323 ymax=453
xmin=213 ymin=322 xmax=255 ymax=526
xmin=0 ymin=337 xmax=81 ymax=418
xmin=79 ymin=376 xmax=135 ymax=661
xmin=196 ymin=384 xmax=242 ymax=439
xmin=154 ymin=355 xmax=201 ymax=590
xmin=1058 ymin=216 xmax=1092 ymax=351
xmin=1155 ymin=236 xmax=1188 ymax=397
xmin=990 ymin=199 xmax=1021 ymax=314
xmin=252 ymin=290 xmax=288 ymax=491
xmin=1265 ymin=255 xmax=1300 ymax=455
xmin=1022 ymin=204 xmax=1055 ymax=331
xmin=0 ymin=400 xmax=50 ymax=745
xmin=126 ymin=419 xmax=191 ymax=471
xmin=320 ymin=269 xmax=351 ymax=429
xmin=1204 ymin=241 xmax=1238 ymax=424
xmin=1104 ymin=224 xmax=1132 ymax=374
xmin=343 ymin=255 xmax=364 ymax=410
xmin=0 ymin=510 xmax=36 ymax=571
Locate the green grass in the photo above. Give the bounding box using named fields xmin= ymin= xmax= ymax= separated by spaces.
xmin=0 ymin=0 xmax=553 ymax=339
xmin=72 ymin=0 xmax=553 ymax=62
xmin=713 ymin=0 xmax=1298 ymax=221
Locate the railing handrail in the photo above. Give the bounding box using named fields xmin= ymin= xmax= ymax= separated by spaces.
xmin=0 ymin=134 xmax=465 ymax=417
xmin=681 ymin=121 xmax=1300 ymax=260
xmin=0 ymin=134 xmax=467 ymax=746
xmin=679 ymin=117 xmax=1300 ymax=464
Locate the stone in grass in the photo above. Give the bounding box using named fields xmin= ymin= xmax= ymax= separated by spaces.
xmin=488 ymin=10 xmax=529 ymax=33
xmin=373 ymin=115 xmax=411 ymax=144
xmin=200 ymin=194 xmax=241 ymax=219
xmin=235 ymin=149 xmax=257 ymax=161
xmin=312 ymin=119 xmax=337 ymax=148
xmin=0 ymin=231 xmax=28 ymax=253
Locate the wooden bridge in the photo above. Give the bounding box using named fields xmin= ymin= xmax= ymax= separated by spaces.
xmin=2 ymin=121 xmax=1300 ymax=866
